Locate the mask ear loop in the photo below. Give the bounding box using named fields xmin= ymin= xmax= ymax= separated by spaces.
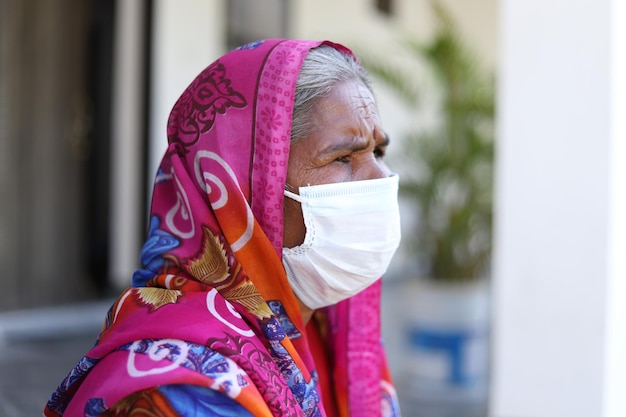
xmin=284 ymin=189 xmax=305 ymax=203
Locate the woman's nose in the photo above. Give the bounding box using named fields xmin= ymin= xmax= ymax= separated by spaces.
xmin=354 ymin=156 xmax=392 ymax=181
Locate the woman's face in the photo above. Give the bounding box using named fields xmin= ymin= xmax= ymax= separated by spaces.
xmin=283 ymin=79 xmax=391 ymax=248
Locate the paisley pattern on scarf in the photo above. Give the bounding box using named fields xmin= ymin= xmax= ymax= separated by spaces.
xmin=167 ymin=62 xmax=247 ymax=148
xmin=44 ymin=39 xmax=400 ymax=417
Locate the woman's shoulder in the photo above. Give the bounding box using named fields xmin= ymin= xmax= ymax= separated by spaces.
xmin=44 ymin=338 xmax=271 ymax=416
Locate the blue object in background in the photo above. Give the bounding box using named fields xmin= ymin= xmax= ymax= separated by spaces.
xmin=408 ymin=326 xmax=475 ymax=386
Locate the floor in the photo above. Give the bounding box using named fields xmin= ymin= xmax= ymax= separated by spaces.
xmin=0 ymin=301 xmax=109 ymax=417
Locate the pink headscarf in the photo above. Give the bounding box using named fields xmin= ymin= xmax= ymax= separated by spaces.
xmin=45 ymin=39 xmax=399 ymax=417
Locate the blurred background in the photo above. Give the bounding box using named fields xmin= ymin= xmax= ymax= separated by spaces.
xmin=1 ymin=0 xmax=624 ymax=416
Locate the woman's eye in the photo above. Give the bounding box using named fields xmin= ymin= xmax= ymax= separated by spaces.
xmin=335 ymin=154 xmax=351 ymax=163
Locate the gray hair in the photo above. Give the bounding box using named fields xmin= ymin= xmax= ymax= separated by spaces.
xmin=291 ymin=45 xmax=372 ymax=141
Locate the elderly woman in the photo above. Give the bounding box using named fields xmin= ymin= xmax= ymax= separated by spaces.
xmin=45 ymin=39 xmax=401 ymax=417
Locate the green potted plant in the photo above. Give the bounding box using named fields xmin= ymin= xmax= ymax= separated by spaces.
xmin=362 ymin=2 xmax=495 ymax=413
xmin=365 ymin=1 xmax=495 ymax=282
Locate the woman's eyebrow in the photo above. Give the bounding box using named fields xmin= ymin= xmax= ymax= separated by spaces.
xmin=319 ymin=136 xmax=371 ymax=155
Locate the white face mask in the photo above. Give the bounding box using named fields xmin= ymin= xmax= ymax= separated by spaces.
xmin=282 ymin=175 xmax=401 ymax=309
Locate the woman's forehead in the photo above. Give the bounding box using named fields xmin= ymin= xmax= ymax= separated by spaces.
xmin=314 ymin=81 xmax=381 ymax=129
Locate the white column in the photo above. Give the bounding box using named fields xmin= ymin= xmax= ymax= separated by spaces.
xmin=109 ymin=0 xmax=146 ymax=289
xmin=109 ymin=0 xmax=225 ymax=289
xmin=603 ymin=0 xmax=626 ymax=415
xmin=491 ymin=0 xmax=626 ymax=416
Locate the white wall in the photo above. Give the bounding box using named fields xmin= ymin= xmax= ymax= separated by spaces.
xmin=491 ymin=0 xmax=626 ymax=415
xmin=605 ymin=3 xmax=626 ymax=416
xmin=148 ymin=0 xmax=227 ymax=188
xmin=292 ymin=0 xmax=496 ymax=63
xmin=291 ymin=0 xmax=497 ymax=150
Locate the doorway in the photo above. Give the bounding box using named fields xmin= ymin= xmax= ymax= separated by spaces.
xmin=0 ymin=0 xmax=116 ymax=310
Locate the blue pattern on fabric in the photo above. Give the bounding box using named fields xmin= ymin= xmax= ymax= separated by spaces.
xmin=117 ymin=339 xmax=248 ymax=391
xmin=261 ymin=317 xmax=321 ymax=415
xmin=84 ymin=398 xmax=107 ymax=417
xmin=132 ymin=216 xmax=180 ymax=286
xmin=267 ymin=300 xmax=302 ymax=339
xmin=234 ymin=40 xmax=265 ymax=50
xmin=382 ymin=389 xmax=401 ymax=417
xmin=160 ymin=384 xmax=254 ymax=417
xmin=46 ymin=355 xmax=100 ymax=414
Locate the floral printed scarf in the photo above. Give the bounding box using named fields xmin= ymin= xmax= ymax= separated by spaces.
xmin=44 ymin=38 xmax=400 ymax=417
